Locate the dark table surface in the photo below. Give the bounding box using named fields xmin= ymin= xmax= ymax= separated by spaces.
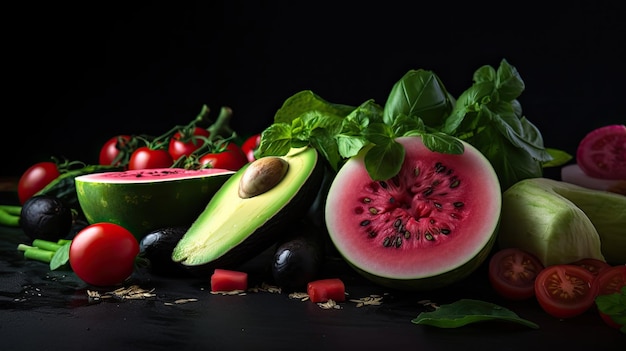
xmin=1 ymin=185 xmax=624 ymax=351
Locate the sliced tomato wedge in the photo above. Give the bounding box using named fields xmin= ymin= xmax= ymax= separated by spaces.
xmin=593 ymin=265 xmax=626 ymax=329
xmin=534 ymin=264 xmax=597 ymax=319
xmin=576 ymin=124 xmax=626 ymax=180
xmin=569 ymin=258 xmax=612 ymax=277
xmin=488 ymin=248 xmax=544 ymax=300
xmin=594 ymin=265 xmax=626 ymax=296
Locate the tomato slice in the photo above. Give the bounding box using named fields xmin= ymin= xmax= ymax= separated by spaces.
xmin=534 ymin=264 xmax=597 ymax=319
xmin=569 ymin=258 xmax=612 ymax=277
xmin=488 ymin=248 xmax=544 ymax=300
xmin=576 ymin=124 xmax=626 ymax=180
xmin=594 ymin=265 xmax=626 ymax=296
xmin=307 ymin=278 xmax=346 ymax=303
xmin=210 ymin=269 xmax=248 ymax=292
xmin=593 ymin=265 xmax=626 ymax=329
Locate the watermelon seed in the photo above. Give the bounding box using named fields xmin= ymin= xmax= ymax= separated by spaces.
xmin=369 ymin=207 xmax=378 ymax=214
xmin=440 ymin=228 xmax=451 ymax=235
xmin=423 ymin=187 xmax=433 ymax=196
xmin=382 ymin=237 xmax=391 ymax=247
xmin=360 ymin=220 xmax=371 ymax=226
xmin=394 ymin=237 xmax=402 ymax=248
xmin=379 ymin=181 xmax=388 ymax=189
xmin=449 ymin=177 xmax=460 ymax=188
xmin=393 ymin=218 xmax=402 ymax=228
xmin=453 ymin=201 xmax=464 ymax=208
xmin=425 ymin=232 xmax=434 ymax=241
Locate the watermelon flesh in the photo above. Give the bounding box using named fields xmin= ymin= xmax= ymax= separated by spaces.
xmin=211 ymin=268 xmax=248 ymax=292
xmin=325 ymin=136 xmax=502 ymax=291
xmin=75 ymin=168 xmax=234 ymax=240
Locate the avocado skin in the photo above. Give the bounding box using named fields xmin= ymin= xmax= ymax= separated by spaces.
xmin=180 ymin=149 xmax=326 ymax=277
xmin=272 ymin=220 xmax=326 ymax=292
xmin=139 ymin=226 xmax=193 ymax=277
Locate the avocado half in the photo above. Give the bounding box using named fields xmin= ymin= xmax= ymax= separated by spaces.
xmin=171 ymin=146 xmax=324 ymax=277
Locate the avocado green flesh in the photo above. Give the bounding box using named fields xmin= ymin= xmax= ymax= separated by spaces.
xmin=172 ymin=147 xmax=319 ymax=267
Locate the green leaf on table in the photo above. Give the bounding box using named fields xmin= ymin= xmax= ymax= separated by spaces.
xmin=50 ymin=241 xmax=71 ymax=271
xmin=411 ymin=299 xmax=539 ymax=329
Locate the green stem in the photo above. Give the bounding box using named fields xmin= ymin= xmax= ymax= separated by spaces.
xmin=0 ymin=205 xmax=21 ymax=227
xmin=32 ymin=239 xmax=62 ymax=252
xmin=18 ymin=245 xmax=55 ymax=263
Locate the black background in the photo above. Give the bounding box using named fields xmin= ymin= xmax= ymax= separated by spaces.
xmin=4 ymin=1 xmax=625 ymax=177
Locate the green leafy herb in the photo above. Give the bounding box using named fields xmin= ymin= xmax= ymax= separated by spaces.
xmin=258 ymin=59 xmax=569 ymax=187
xmin=595 ymin=286 xmax=626 ymax=334
xmin=50 ymin=241 xmax=71 ymax=271
xmin=17 ymin=239 xmax=72 ymax=271
xmin=412 ymin=299 xmax=539 ymax=329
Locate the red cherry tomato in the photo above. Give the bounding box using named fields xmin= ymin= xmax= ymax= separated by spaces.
xmin=593 ymin=265 xmax=626 ymax=329
xmin=576 ymin=124 xmax=626 ymax=180
xmin=241 ymin=133 xmax=261 ymax=163
xmin=199 ymin=142 xmax=248 ymax=171
xmin=99 ymin=135 xmax=132 ymax=166
xmin=168 ymin=127 xmax=211 ymax=161
xmin=128 ymin=147 xmax=174 ymax=170
xmin=569 ymin=257 xmax=612 ymax=277
xmin=17 ymin=161 xmax=61 ymax=204
xmin=488 ymin=248 xmax=544 ymax=300
xmin=534 ymin=264 xmax=597 ymax=319
xmin=69 ymin=223 xmax=139 ymax=287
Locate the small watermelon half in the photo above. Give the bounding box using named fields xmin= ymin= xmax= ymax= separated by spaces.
xmin=75 ymin=168 xmax=234 ymax=240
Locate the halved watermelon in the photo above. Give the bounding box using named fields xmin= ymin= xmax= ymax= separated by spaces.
xmin=75 ymin=168 xmax=234 ymax=240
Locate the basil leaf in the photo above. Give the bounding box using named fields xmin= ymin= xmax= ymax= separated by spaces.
xmin=384 ymin=69 xmax=454 ymax=128
xmin=258 ymin=123 xmax=292 ymax=157
xmin=412 ymin=299 xmax=539 ymax=329
xmin=50 ymin=242 xmax=71 ymax=271
xmin=274 ymin=90 xmax=354 ymax=125
xmin=363 ymin=141 xmax=405 ymax=181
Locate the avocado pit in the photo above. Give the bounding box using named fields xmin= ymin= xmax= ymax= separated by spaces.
xmin=238 ymin=156 xmax=289 ymax=198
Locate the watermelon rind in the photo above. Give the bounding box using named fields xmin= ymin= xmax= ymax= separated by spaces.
xmin=75 ymin=168 xmax=234 ymax=240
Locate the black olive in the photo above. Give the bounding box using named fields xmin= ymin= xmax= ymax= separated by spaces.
xmin=20 ymin=195 xmax=73 ymax=241
xmin=272 ymin=225 xmax=325 ymax=292
xmin=139 ymin=226 xmax=191 ymax=277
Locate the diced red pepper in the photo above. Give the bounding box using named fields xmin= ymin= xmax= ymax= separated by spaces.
xmin=210 ymin=268 xmax=248 ymax=292
xmin=307 ymin=278 xmax=346 ymax=303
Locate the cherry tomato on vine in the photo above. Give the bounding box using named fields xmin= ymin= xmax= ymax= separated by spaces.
xmin=199 ymin=142 xmax=248 ymax=171
xmin=569 ymin=257 xmax=612 ymax=277
xmin=488 ymin=248 xmax=544 ymax=300
xmin=17 ymin=161 xmax=61 ymax=204
xmin=534 ymin=264 xmax=597 ymax=319
xmin=241 ymin=133 xmax=261 ymax=163
xmin=168 ymin=127 xmax=210 ymax=161
xmin=99 ymin=135 xmax=132 ymax=166
xmin=69 ymin=222 xmax=139 ymax=287
xmin=128 ymin=147 xmax=173 ymax=170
